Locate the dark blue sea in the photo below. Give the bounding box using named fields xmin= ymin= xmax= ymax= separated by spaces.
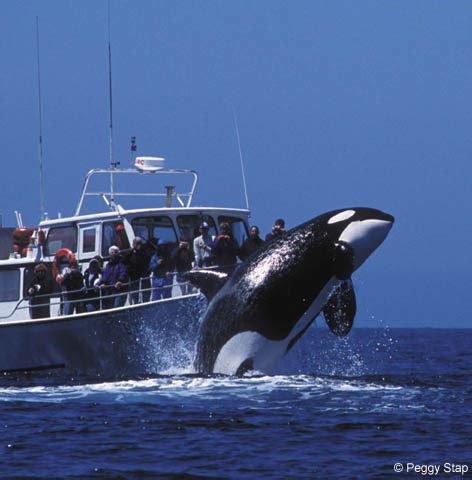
xmin=0 ymin=328 xmax=470 ymax=479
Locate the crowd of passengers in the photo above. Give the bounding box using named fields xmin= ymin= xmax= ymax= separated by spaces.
xmin=27 ymin=219 xmax=287 ymax=319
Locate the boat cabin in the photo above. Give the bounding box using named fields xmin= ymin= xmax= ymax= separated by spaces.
xmin=0 ymin=158 xmax=250 ymax=322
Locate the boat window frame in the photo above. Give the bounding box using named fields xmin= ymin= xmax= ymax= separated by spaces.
xmin=78 ymin=223 xmax=101 ymax=259
xmin=131 ymin=215 xmax=178 ymax=247
xmin=44 ymin=224 xmax=78 ymax=256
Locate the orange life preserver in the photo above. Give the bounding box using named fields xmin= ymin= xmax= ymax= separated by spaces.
xmin=52 ymin=248 xmax=76 ymax=279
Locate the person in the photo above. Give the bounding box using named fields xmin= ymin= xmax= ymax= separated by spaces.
xmin=173 ymin=235 xmax=194 ymax=295
xmin=98 ymin=246 xmax=129 ymax=309
xmin=59 ymin=262 xmax=85 ymax=315
xmin=240 ymin=225 xmax=265 ymax=260
xmin=28 ymin=263 xmax=53 ymax=319
xmin=124 ymin=237 xmax=151 ymax=304
xmin=83 ymin=257 xmax=102 ymax=312
xmin=193 ymin=222 xmax=215 ymax=268
xmin=265 ymin=218 xmax=286 ymax=242
xmin=213 ymin=222 xmax=240 ymax=274
xmin=149 ymin=240 xmax=174 ymax=300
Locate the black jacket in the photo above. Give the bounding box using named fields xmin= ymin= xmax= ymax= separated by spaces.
xmin=124 ymin=247 xmax=150 ymax=281
xmin=240 ymin=235 xmax=264 ymax=260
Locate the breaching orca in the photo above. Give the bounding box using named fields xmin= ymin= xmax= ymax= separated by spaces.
xmin=186 ymin=208 xmax=394 ymax=375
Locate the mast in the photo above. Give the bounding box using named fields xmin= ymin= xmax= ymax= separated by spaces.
xmin=107 ymin=0 xmax=116 ymax=207
xmin=36 ymin=17 xmax=46 ymax=221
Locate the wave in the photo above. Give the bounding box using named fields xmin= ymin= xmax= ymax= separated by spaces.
xmin=0 ymin=373 xmax=431 ymax=405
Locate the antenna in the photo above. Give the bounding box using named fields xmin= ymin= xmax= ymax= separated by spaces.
xmin=107 ymin=0 xmax=117 ymax=207
xmin=233 ymin=112 xmax=250 ymax=211
xmin=36 ymin=17 xmax=46 ymax=221
xmin=130 ymin=136 xmax=137 ymax=167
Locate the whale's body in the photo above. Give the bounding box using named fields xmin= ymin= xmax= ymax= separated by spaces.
xmin=187 ymin=208 xmax=394 ymax=375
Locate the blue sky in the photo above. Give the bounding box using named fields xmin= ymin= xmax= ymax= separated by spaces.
xmin=0 ymin=1 xmax=470 ymax=327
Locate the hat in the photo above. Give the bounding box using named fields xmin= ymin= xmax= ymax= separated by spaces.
xmin=109 ymin=245 xmax=120 ymax=255
xmin=200 ymin=222 xmax=209 ymax=229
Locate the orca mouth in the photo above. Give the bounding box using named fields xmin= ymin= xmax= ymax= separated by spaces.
xmin=339 ymin=217 xmax=393 ymax=270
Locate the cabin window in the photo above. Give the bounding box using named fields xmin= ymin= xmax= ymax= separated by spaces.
xmin=131 ymin=216 xmax=177 ymax=248
xmin=44 ymin=225 xmax=77 ymax=256
xmin=82 ymin=227 xmax=97 ymax=253
xmin=177 ymin=215 xmax=217 ymax=242
xmin=218 ymin=216 xmax=249 ymax=247
xmin=102 ymin=221 xmax=130 ymax=257
xmin=0 ymin=269 xmax=20 ymax=301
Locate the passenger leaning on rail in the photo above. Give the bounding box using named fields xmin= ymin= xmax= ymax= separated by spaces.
xmin=149 ymin=240 xmax=174 ymax=301
xmin=173 ymin=235 xmax=194 ymax=295
xmin=28 ymin=263 xmax=53 ymax=319
xmin=98 ymin=246 xmax=129 ymax=309
xmin=83 ymin=257 xmax=103 ymax=312
xmin=124 ymin=237 xmax=152 ymax=304
xmin=59 ymin=262 xmax=85 ymax=315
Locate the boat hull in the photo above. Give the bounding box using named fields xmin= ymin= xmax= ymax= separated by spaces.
xmin=0 ymin=294 xmax=205 ymax=376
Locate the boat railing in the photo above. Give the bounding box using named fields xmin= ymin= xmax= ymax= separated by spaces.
xmin=0 ymin=274 xmax=196 ymax=321
xmin=75 ymin=168 xmax=199 ymax=216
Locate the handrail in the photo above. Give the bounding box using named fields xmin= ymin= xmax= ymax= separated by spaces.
xmin=75 ymin=168 xmax=199 ymax=216
xmin=0 ymin=263 xmax=237 ymax=321
xmin=0 ymin=277 xmax=194 ymax=321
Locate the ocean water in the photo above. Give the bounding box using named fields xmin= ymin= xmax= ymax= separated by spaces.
xmin=0 ymin=328 xmax=470 ymax=479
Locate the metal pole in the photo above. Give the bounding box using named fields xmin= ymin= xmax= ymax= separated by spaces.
xmin=233 ymin=112 xmax=250 ymax=211
xmin=107 ymin=0 xmax=115 ymax=206
xmin=36 ymin=17 xmax=46 ymax=221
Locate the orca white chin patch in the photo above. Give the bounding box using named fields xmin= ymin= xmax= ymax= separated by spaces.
xmin=339 ymin=219 xmax=392 ymax=269
xmin=328 ymin=210 xmax=356 ymax=224
xmin=213 ymin=278 xmax=339 ymax=375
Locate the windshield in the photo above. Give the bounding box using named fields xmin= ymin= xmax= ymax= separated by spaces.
xmin=176 ymin=215 xmax=217 ymax=242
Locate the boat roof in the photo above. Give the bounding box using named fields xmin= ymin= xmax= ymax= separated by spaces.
xmin=39 ymin=206 xmax=250 ymax=227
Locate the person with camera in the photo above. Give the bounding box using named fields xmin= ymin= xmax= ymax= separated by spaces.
xmin=58 ymin=261 xmax=85 ymax=315
xmin=213 ymin=222 xmax=240 ymax=274
xmin=265 ymin=218 xmax=287 ymax=242
xmin=28 ymin=263 xmax=53 ymax=319
xmin=193 ymin=222 xmax=215 ymax=268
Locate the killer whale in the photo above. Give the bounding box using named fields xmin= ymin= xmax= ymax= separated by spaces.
xmin=186 ymin=207 xmax=394 ymax=375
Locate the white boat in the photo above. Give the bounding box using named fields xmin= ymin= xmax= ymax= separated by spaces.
xmin=0 ymin=157 xmax=250 ymax=376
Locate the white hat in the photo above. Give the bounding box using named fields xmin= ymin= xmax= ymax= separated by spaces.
xmin=108 ymin=245 xmax=119 ymax=255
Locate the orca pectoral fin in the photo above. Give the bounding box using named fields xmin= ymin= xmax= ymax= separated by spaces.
xmin=184 ymin=269 xmax=228 ymax=301
xmin=323 ymin=279 xmax=356 ymax=337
